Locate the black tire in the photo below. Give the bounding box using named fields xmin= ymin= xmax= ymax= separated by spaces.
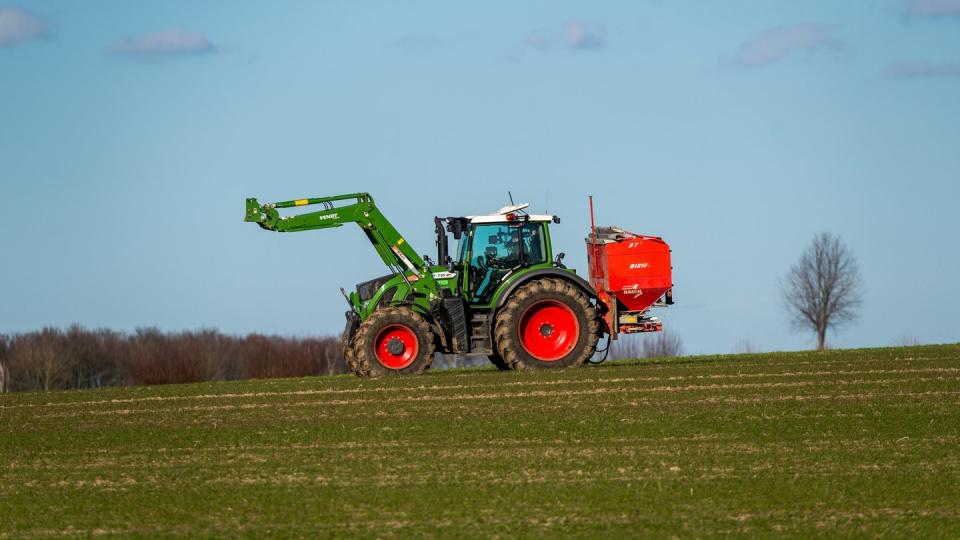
xmin=487 ymin=353 xmax=511 ymax=371
xmin=493 ymin=278 xmax=600 ymax=370
xmin=353 ymin=306 xmax=436 ymax=377
xmin=340 ymin=326 xmax=359 ymax=376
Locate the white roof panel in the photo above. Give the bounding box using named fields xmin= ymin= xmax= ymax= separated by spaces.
xmin=468 ymin=214 xmax=554 ymax=224
xmin=466 ymin=201 xmax=554 ymax=223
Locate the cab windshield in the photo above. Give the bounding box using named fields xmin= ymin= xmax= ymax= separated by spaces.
xmin=466 ymin=222 xmax=547 ymax=303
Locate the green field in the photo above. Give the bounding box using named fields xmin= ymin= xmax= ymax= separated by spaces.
xmin=2 ymin=345 xmax=959 ymax=538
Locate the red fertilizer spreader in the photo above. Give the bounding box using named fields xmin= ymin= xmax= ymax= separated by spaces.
xmin=585 ymin=200 xmax=673 ymax=337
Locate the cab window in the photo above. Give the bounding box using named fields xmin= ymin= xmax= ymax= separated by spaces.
xmin=467 ymin=222 xmax=547 ymax=303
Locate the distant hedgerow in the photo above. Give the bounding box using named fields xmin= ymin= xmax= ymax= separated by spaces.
xmin=0 ymin=326 xmax=346 ymax=393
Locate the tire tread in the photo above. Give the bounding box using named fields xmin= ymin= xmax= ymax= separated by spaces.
xmin=494 ymin=278 xmax=600 ymax=370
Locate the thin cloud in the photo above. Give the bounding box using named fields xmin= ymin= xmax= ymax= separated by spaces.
xmin=108 ymin=28 xmax=216 ymax=57
xmin=0 ymin=6 xmax=45 ymax=47
xmin=883 ymin=60 xmax=960 ymax=78
xmin=391 ymin=33 xmax=445 ymax=52
xmin=734 ymin=23 xmax=841 ymax=67
xmin=902 ymin=0 xmax=960 ymax=18
xmin=563 ymin=21 xmax=606 ymax=50
xmin=525 ymin=32 xmax=550 ymax=51
xmin=525 ymin=20 xmax=606 ymax=52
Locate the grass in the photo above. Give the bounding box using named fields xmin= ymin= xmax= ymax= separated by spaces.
xmin=1 ymin=344 xmax=959 ymax=538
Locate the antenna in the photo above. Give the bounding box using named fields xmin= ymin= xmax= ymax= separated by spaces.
xmin=508 ymin=191 xmax=515 ymax=205
xmin=589 ymin=195 xmax=601 ymax=286
xmin=545 ymin=191 xmax=550 ymax=213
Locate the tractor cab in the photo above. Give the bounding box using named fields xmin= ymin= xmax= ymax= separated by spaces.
xmin=435 ymin=203 xmax=560 ymax=307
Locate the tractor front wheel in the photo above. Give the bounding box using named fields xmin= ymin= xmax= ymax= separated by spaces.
xmin=351 ymin=307 xmax=436 ymax=377
xmin=340 ymin=326 xmax=359 ymax=374
xmin=493 ymin=278 xmax=600 ymax=369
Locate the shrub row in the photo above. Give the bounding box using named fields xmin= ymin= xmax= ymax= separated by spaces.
xmin=609 ymin=331 xmax=684 ymax=361
xmin=0 ymin=325 xmax=346 ymax=393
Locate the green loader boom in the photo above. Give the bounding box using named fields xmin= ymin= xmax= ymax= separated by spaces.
xmin=246 ymin=193 xmax=431 ymax=281
xmin=245 ymin=193 xmax=444 ymax=315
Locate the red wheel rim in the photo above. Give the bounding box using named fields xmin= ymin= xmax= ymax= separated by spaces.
xmin=518 ymin=300 xmax=579 ymax=362
xmin=374 ymin=324 xmax=419 ymax=369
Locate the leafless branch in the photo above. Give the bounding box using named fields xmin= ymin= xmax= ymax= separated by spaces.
xmin=733 ymin=337 xmax=757 ymax=354
xmin=611 ymin=331 xmax=684 ymax=360
xmin=781 ymin=232 xmax=863 ymax=351
xmin=895 ymin=335 xmax=921 ymax=347
xmin=0 ymin=334 xmax=9 ymax=393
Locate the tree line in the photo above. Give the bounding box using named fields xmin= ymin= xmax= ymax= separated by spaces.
xmin=0 ymin=326 xmax=346 ymax=393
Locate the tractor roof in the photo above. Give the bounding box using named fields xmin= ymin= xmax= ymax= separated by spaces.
xmin=467 ymin=203 xmax=556 ymax=224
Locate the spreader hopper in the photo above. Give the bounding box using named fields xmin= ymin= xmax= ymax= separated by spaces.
xmin=586 ymin=226 xmax=673 ymax=335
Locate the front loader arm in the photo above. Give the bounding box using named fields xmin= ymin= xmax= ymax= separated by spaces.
xmin=245 ymin=193 xmax=371 ymax=233
xmin=245 ymin=193 xmax=435 ymax=289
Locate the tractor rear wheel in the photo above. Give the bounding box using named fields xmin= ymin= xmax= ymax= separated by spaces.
xmin=352 ymin=306 xmax=436 ymax=377
xmin=487 ymin=353 xmax=510 ymax=370
xmin=493 ymin=278 xmax=600 ymax=370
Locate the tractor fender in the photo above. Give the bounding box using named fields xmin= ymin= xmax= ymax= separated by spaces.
xmin=493 ymin=268 xmax=597 ymax=310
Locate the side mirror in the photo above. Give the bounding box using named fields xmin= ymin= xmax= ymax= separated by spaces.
xmin=554 ymin=252 xmax=566 ymax=268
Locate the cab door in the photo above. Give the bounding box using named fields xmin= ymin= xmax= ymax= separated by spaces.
xmin=465 ymin=222 xmax=549 ymax=305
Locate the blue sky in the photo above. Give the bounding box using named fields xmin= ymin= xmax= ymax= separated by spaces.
xmin=1 ymin=0 xmax=958 ymax=354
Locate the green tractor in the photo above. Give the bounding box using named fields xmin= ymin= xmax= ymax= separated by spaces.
xmin=245 ymin=193 xmax=673 ymax=377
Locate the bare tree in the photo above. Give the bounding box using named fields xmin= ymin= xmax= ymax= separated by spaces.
xmin=782 ymin=232 xmax=863 ymax=351
xmin=8 ymin=328 xmax=77 ymax=391
xmin=610 ymin=335 xmax=643 ymax=360
xmin=611 ymin=332 xmax=684 ymax=360
xmin=643 ymin=331 xmax=684 ymax=358
xmin=0 ymin=334 xmax=9 ymax=393
xmin=733 ymin=337 xmax=757 ymax=354
xmin=895 ymin=335 xmax=921 ymax=347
